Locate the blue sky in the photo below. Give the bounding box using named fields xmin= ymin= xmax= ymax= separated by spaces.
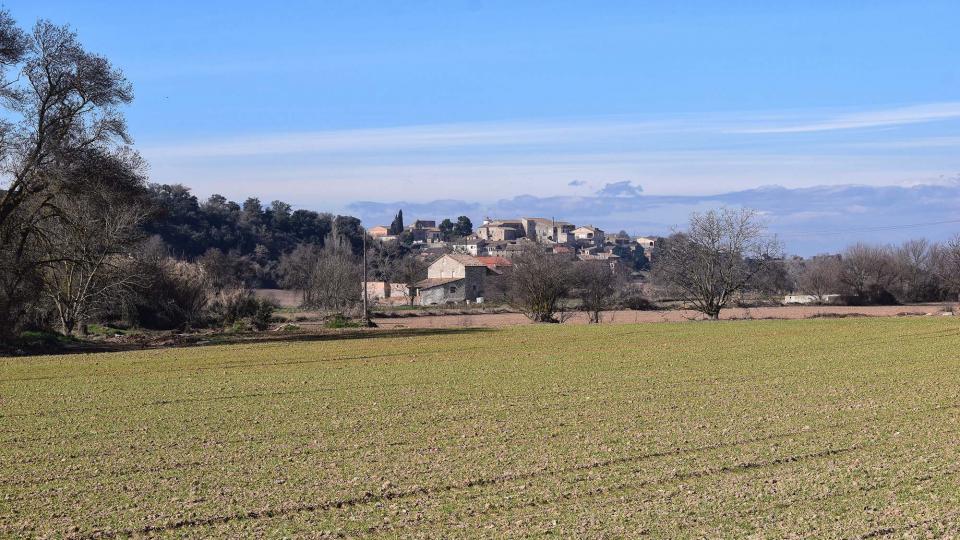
xmin=8 ymin=1 xmax=960 ymax=252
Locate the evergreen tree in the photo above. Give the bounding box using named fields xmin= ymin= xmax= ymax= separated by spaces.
xmin=439 ymin=218 xmax=455 ymax=241
xmin=454 ymin=216 xmax=473 ymax=237
xmin=389 ymin=209 xmax=404 ymax=235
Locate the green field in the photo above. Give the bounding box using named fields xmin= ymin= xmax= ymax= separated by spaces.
xmin=3 ymin=318 xmax=960 ymax=538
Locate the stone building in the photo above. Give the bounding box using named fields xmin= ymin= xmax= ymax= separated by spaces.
xmin=573 ymin=225 xmax=605 ymax=246
xmin=476 ymin=219 xmax=524 ymax=241
xmin=414 ymin=253 xmax=491 ymax=305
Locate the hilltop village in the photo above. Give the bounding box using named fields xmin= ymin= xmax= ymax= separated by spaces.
xmin=365 ymin=215 xmax=660 ymax=305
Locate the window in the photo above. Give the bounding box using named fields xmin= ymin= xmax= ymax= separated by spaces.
xmin=449 ymin=286 xmax=457 ymax=293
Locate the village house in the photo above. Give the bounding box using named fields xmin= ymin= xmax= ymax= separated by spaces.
xmin=631 ymin=236 xmax=660 ymax=261
xmin=573 ymin=225 xmax=605 ymax=246
xmin=548 ymin=245 xmax=575 ymax=255
xmin=414 ymin=253 xmax=492 ymax=305
xmin=475 ymin=255 xmax=512 ymax=302
xmin=523 ymin=217 xmax=575 ymax=244
xmin=476 ymin=219 xmax=524 ymax=241
xmin=606 ymin=233 xmax=633 ymax=247
xmin=406 ymin=220 xmax=442 ymax=244
xmin=635 ymin=236 xmax=659 ymax=251
xmin=474 ymin=255 xmax=513 ymax=273
xmin=486 ymin=238 xmax=539 ymax=258
xmin=452 ymin=235 xmax=488 ymax=256
xmin=368 ymin=225 xmax=390 ymax=238
xmin=578 ymin=252 xmax=624 ymax=273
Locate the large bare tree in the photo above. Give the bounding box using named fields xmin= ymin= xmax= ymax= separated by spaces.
xmin=933 ymin=235 xmax=960 ymax=302
xmin=574 ymin=260 xmax=621 ymax=323
xmin=839 ymin=243 xmax=897 ymax=303
xmin=278 ymin=235 xmax=362 ymax=313
xmin=309 ymin=236 xmax=362 ymax=313
xmin=891 ymin=239 xmax=936 ymax=303
xmin=36 ymin=150 xmax=147 ymax=335
xmin=795 ymin=255 xmax=842 ymax=303
xmin=392 ymin=254 xmax=427 ymax=305
xmin=652 ymin=208 xmax=781 ymax=319
xmin=508 ymin=246 xmax=574 ymax=323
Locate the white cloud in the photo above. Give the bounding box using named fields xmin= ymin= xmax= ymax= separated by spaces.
xmin=140 ymin=101 xmax=960 ymax=205
xmin=141 ymin=118 xmax=688 ymax=159
xmin=142 ymin=102 xmax=960 ymax=162
xmin=732 ymin=102 xmax=960 ymax=134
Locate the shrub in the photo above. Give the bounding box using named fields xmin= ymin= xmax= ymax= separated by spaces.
xmin=613 ymin=283 xmax=654 ymax=310
xmin=129 ymin=259 xmax=209 ymax=330
xmin=207 ymin=289 xmax=275 ymax=330
xmin=324 ymin=313 xmax=360 ymax=328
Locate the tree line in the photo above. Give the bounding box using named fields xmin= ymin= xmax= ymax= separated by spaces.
xmin=0 ymin=14 xmax=371 ymax=339
xmin=142 ymin=184 xmax=365 ymax=287
xmin=505 ymin=208 xmax=960 ymax=323
xmin=787 ymin=238 xmax=960 ymax=305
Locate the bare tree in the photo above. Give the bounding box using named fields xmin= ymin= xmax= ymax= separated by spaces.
xmin=392 ymin=254 xmax=427 ymax=305
xmin=745 ymin=259 xmax=792 ymax=303
xmin=574 ymin=260 xmax=621 ymax=323
xmin=308 ymin=236 xmax=362 ymax=313
xmin=278 ymin=235 xmax=362 ymax=313
xmin=508 ymin=246 xmax=574 ymax=322
xmin=652 ymin=208 xmax=781 ymax=319
xmin=933 ymin=235 xmax=960 ymax=302
xmin=796 ymin=255 xmax=842 ymax=303
xmin=890 ymin=239 xmax=936 ymax=303
xmin=37 ymin=168 xmax=148 ymax=335
xmin=277 ymin=243 xmax=323 ymax=305
xmin=839 ymin=243 xmax=897 ymax=304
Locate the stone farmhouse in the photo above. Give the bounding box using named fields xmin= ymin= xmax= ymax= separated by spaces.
xmin=414 ymin=253 xmax=496 ymax=305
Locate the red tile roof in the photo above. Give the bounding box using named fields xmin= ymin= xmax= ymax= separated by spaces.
xmin=475 ymin=256 xmax=513 ymax=268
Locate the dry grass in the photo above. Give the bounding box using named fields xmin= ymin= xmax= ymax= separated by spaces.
xmin=3 ymin=318 xmax=960 ymax=538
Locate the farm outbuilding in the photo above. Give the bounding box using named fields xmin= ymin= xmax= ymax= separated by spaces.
xmin=414 ymin=253 xmax=492 ymax=305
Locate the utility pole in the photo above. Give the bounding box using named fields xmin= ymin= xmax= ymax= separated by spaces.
xmin=362 ymin=227 xmax=369 ymax=325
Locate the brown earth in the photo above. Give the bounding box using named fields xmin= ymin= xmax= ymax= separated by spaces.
xmin=371 ymin=303 xmax=957 ymax=329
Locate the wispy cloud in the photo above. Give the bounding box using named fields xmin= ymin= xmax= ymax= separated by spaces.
xmin=142 ymin=101 xmax=960 ymax=161
xmin=141 ymin=101 xmax=960 ymax=207
xmin=141 ymin=118 xmax=689 ymax=159
xmin=845 ymin=136 xmax=960 ymax=149
xmin=733 ymin=102 xmax=960 ymax=134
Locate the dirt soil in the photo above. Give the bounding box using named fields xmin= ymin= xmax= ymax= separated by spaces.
xmin=372 ymin=304 xmax=956 ymax=329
